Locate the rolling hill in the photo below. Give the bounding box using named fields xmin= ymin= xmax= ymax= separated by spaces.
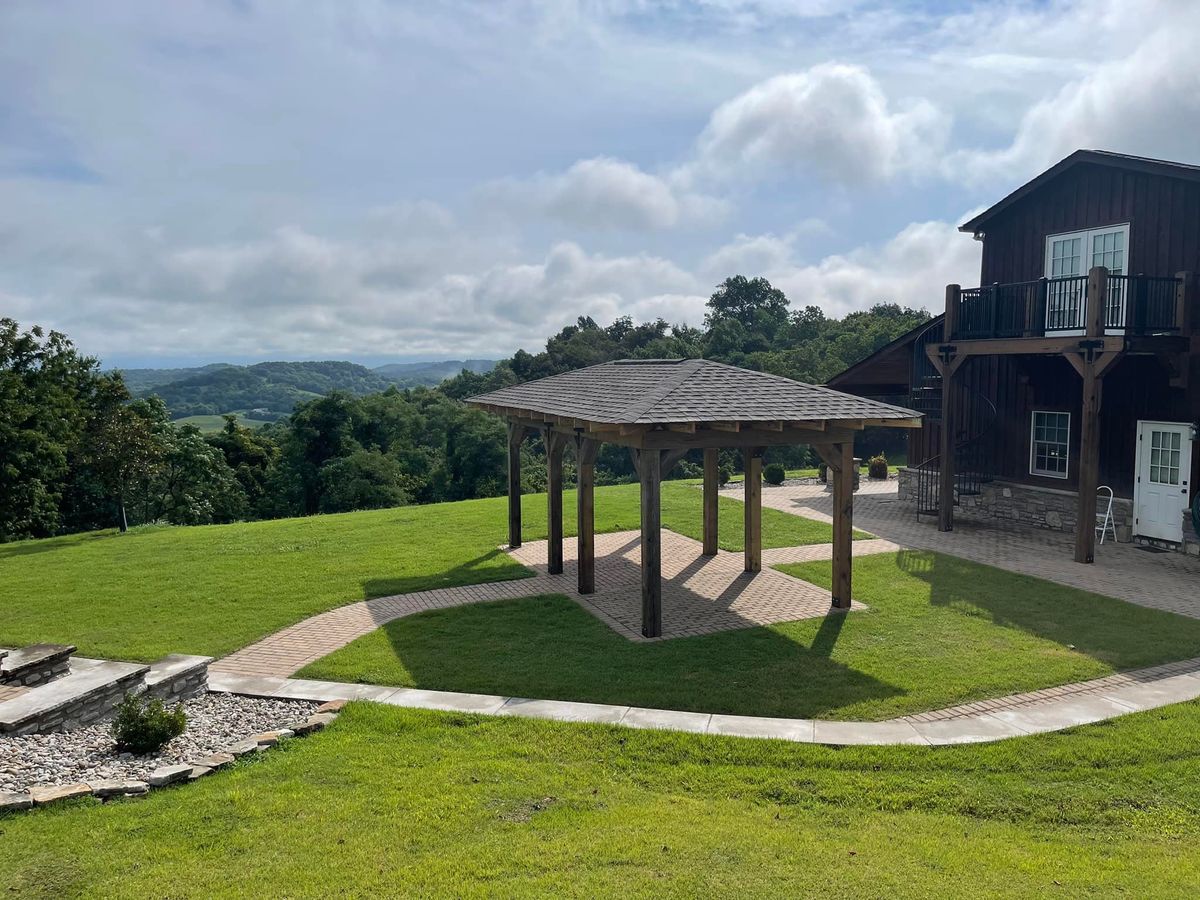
xmin=117 ymin=358 xmax=497 ymax=419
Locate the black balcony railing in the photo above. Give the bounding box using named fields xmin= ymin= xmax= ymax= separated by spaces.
xmin=951 ymin=273 xmax=1183 ymax=340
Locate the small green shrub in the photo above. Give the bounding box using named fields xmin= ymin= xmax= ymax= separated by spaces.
xmin=111 ymin=693 xmax=187 ymax=755
xmin=868 ymin=453 xmax=889 ymax=480
xmin=763 ymin=463 xmax=786 ymax=485
xmin=817 ymin=462 xmax=828 ymax=483
xmin=718 ymin=466 xmax=732 ymax=487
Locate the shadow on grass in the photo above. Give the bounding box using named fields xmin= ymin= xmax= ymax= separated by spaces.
xmin=359 ymin=548 xmax=534 ymax=599
xmin=362 ymin=592 xmax=902 ymax=720
xmin=0 ymin=530 xmax=117 ymax=559
xmin=889 ymin=548 xmax=1200 ymax=671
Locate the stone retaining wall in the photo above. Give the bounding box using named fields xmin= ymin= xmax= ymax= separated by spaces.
xmin=144 ymin=655 xmax=210 ymax=704
xmin=13 ymin=669 xmax=147 ymax=736
xmin=896 ymin=467 xmax=1133 ymax=535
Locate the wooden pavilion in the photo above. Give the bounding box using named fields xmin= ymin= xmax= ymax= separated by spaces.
xmin=467 ymin=359 xmax=920 ymax=638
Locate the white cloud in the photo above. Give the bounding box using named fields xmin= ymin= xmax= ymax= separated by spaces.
xmin=706 ymin=219 xmax=980 ymax=316
xmin=690 ymin=64 xmax=950 ymax=184
xmin=485 ymin=157 xmax=726 ymax=231
xmin=949 ymin=6 xmax=1200 ymax=183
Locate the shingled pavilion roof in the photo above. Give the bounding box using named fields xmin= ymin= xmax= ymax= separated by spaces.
xmin=466 ymin=358 xmax=920 ymax=428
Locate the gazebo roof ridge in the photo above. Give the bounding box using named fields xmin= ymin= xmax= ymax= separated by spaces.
xmin=466 ymin=357 xmax=920 ymax=427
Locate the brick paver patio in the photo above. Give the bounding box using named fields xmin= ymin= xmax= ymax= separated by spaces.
xmin=213 ymin=530 xmax=893 ymax=678
xmin=723 ymin=479 xmax=1200 ymax=619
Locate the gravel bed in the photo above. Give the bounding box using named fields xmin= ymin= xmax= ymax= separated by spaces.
xmin=0 ymin=693 xmax=319 ymax=792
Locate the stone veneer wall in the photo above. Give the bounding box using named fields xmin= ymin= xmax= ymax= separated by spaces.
xmin=896 ymin=467 xmax=1133 ymax=535
xmin=144 ymin=665 xmax=209 ymax=703
xmin=11 ymin=670 xmax=147 ymax=736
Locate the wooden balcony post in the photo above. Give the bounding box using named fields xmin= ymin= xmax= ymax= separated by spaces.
xmin=1086 ymin=266 xmax=1108 ymax=338
xmin=702 ymin=447 xmax=719 ymax=556
xmin=1075 ymin=266 xmax=1109 ymax=565
xmin=575 ymin=436 xmax=599 ymax=594
xmin=544 ymin=429 xmax=566 ymax=575
xmin=506 ymin=422 xmax=525 ymax=548
xmin=938 ymin=284 xmax=961 ymax=532
xmin=743 ymin=448 xmax=763 ymax=573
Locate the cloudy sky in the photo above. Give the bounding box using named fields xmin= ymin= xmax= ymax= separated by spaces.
xmin=3 ymin=0 xmax=1199 ymax=367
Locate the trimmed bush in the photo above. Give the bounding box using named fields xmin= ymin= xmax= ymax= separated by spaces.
xmin=817 ymin=462 xmax=828 ymax=483
xmin=763 ymin=463 xmax=786 ymax=485
xmin=111 ymin=693 xmax=187 ymax=755
xmin=868 ymin=453 xmax=889 ymax=480
xmin=718 ymin=466 xmax=732 ymax=487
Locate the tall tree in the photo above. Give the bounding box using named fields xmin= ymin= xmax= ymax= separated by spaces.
xmin=86 ymin=403 xmax=162 ymax=533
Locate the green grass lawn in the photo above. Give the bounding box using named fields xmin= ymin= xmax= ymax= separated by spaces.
xmin=3 ymin=701 xmax=1200 ymax=897
xmin=0 ymin=483 xmax=845 ymax=662
xmin=301 ymin=550 xmax=1200 ymax=721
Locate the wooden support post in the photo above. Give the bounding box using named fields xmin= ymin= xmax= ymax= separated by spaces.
xmin=506 ymin=422 xmax=525 ymax=548
xmin=544 ymin=429 xmax=566 ymax=575
xmin=635 ymin=449 xmax=663 ymax=638
xmin=1075 ymin=266 xmax=1109 ymax=565
xmin=938 ymin=283 xmax=961 ymax=533
xmin=702 ymin=447 xmax=719 ymax=556
xmin=831 ymin=441 xmax=854 ymax=609
xmin=575 ymin=436 xmax=599 ymax=594
xmin=743 ymin=447 xmax=762 ymax=573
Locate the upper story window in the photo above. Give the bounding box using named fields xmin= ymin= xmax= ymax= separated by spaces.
xmin=1030 ymin=410 xmax=1070 ymax=479
xmin=1043 ymin=224 xmax=1129 ymax=332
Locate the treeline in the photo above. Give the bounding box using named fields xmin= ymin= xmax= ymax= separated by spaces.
xmin=0 ymin=278 xmax=928 ymax=541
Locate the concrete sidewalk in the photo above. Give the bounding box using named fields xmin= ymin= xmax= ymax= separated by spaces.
xmin=210 ymin=654 xmax=1200 ymax=747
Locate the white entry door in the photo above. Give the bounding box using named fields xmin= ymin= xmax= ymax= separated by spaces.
xmin=1134 ymin=421 xmax=1193 ymax=542
xmin=1044 ymin=224 xmax=1129 ymax=334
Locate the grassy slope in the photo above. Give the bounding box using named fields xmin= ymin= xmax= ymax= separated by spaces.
xmin=301 ymin=551 xmax=1200 ymax=721
xmin=3 ymin=702 xmax=1200 ymax=897
xmin=171 ymin=413 xmax=273 ymax=432
xmin=0 ymin=483 xmax=844 ymax=661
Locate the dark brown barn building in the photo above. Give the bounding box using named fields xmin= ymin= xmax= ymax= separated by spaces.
xmin=830 ymin=150 xmax=1200 ymax=561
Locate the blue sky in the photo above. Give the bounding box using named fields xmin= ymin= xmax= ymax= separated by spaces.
xmin=2 ymin=0 xmax=1199 ymax=367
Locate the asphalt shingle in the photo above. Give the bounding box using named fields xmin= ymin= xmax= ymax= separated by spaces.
xmin=466 ymin=359 xmax=919 ymax=426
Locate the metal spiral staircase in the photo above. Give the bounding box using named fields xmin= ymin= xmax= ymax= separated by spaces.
xmin=909 ymin=318 xmax=997 ymax=520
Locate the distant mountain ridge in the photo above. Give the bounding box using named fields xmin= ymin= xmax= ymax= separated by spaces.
xmin=112 ymin=358 xmax=497 ymax=420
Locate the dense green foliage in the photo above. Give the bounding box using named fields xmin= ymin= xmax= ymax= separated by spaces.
xmin=0 ymin=483 xmax=844 ymax=661
xmin=2 ymin=277 xmax=928 ymax=539
xmin=4 ymin=701 xmax=1200 ymax=896
xmin=110 ymin=693 xmax=187 ymax=754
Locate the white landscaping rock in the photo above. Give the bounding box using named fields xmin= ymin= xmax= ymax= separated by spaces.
xmin=0 ymin=693 xmax=318 ymax=794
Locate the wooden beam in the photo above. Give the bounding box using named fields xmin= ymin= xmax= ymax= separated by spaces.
xmin=830 ymin=441 xmax=854 ymax=609
xmin=574 ymin=436 xmax=600 ymax=594
xmin=661 ymin=447 xmax=690 ymax=475
xmin=702 ymin=447 xmax=719 ymax=556
xmin=506 ymin=422 xmax=526 ymax=548
xmin=544 ymin=429 xmax=567 ymax=575
xmin=639 ymin=425 xmax=861 ymax=451
xmin=1074 ymin=267 xmax=1109 ymax=565
xmin=665 ymin=422 xmax=697 ymax=433
xmin=743 ymin=448 xmax=762 ymax=573
xmin=925 ymin=334 xmax=1126 ymax=360
xmin=705 ymin=421 xmax=741 ymax=432
xmin=634 ymin=449 xmax=663 ymax=639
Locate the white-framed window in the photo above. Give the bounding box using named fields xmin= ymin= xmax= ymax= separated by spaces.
xmin=1043 ymin=223 xmax=1129 ymax=332
xmin=1030 ymin=410 xmax=1070 ymax=479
